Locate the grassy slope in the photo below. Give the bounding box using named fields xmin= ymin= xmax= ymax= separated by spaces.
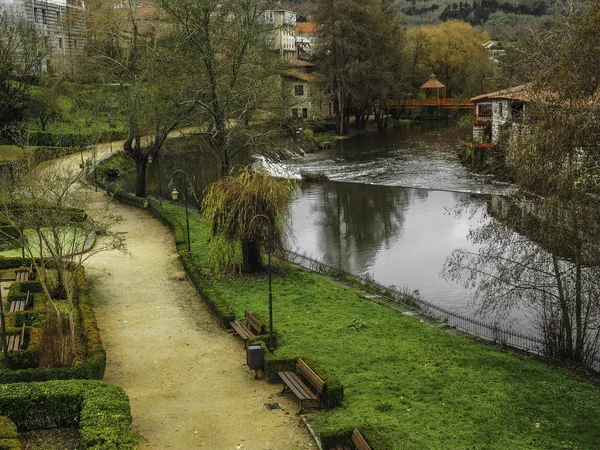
xmin=0 ymin=146 xmax=29 ymax=165
xmin=164 ymin=204 xmax=599 ymax=449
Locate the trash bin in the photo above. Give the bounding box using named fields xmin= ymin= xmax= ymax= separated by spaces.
xmin=246 ymin=344 xmax=265 ymax=378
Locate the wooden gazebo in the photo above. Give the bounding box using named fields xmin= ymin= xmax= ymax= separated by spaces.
xmin=420 ymin=74 xmax=446 ymax=102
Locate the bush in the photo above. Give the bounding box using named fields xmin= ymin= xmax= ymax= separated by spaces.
xmin=0 ymin=416 xmax=19 ymax=450
xmin=107 ymin=187 xmax=149 ymax=209
xmin=0 ymin=380 xmax=133 ymax=449
xmin=0 ymin=266 xmax=106 ymax=382
xmin=28 ymin=132 xmax=90 ymax=147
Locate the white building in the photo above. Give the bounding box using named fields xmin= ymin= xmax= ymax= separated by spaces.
xmin=264 ymin=8 xmax=296 ymax=60
xmin=0 ymin=0 xmax=86 ymax=73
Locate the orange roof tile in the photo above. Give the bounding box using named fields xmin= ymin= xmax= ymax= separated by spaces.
xmin=471 ymin=83 xmax=534 ymax=103
xmin=421 ymin=74 xmax=445 ymax=89
xmin=283 ymin=69 xmax=325 ymax=83
xmin=295 ymin=22 xmax=319 ymax=34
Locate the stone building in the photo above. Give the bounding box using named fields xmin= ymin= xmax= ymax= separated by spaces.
xmin=470 ymin=84 xmax=532 ymax=144
xmin=264 ymin=8 xmax=297 ymax=60
xmin=0 ymin=0 xmax=86 ymax=73
xmin=282 ymin=59 xmax=330 ymax=120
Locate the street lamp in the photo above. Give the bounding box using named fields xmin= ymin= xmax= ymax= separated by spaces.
xmin=251 ymin=214 xmax=274 ymax=351
xmin=147 ymin=154 xmax=163 ymax=205
xmin=0 ymin=284 xmax=8 ymax=364
xmin=170 ymin=170 xmax=191 ymax=254
xmin=12 ymin=191 xmax=25 ymax=265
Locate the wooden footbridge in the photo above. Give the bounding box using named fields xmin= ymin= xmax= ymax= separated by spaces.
xmin=375 ymin=74 xmax=475 ymax=111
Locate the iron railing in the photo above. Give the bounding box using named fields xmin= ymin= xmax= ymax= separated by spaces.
xmin=288 ymin=250 xmax=600 ymax=373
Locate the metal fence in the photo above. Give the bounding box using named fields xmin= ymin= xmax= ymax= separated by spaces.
xmin=288 ymin=250 xmax=600 ymax=373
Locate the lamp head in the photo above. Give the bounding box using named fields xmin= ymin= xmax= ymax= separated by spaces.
xmin=171 ymin=189 xmax=179 ymax=201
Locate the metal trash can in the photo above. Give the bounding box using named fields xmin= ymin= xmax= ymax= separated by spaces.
xmin=246 ymin=344 xmax=265 ymax=378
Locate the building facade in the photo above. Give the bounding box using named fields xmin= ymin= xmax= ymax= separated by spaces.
xmin=0 ymin=0 xmax=86 ymax=73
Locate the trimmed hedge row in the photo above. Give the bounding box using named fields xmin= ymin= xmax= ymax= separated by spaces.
xmin=106 ymin=186 xmax=149 ymax=209
xmin=0 ymin=266 xmax=106 ymax=382
xmin=0 ymin=417 xmax=19 ymax=450
xmin=0 ymin=380 xmax=133 ymax=449
xmin=29 ymin=132 xmax=91 ymax=147
xmin=318 ymin=424 xmax=393 ymax=450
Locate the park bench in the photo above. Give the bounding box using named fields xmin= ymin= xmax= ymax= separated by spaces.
xmin=229 ymin=311 xmax=264 ymax=347
xmin=9 ymin=291 xmax=30 ymax=313
xmin=2 ymin=324 xmax=25 ymax=352
xmin=330 ymin=428 xmax=372 ymax=450
xmin=277 ymin=358 xmax=324 ymax=414
xmin=15 ymin=266 xmax=33 ymax=283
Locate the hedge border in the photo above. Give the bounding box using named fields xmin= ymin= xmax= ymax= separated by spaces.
xmin=0 ymin=262 xmax=106 ymax=382
xmin=0 ymin=416 xmax=19 ymax=450
xmin=0 ymin=380 xmax=133 ymax=449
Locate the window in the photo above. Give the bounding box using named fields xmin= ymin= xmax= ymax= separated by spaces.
xmin=57 ymin=11 xmax=60 ymax=23
xmin=498 ymin=102 xmax=503 ymax=117
xmin=302 ymin=108 xmax=308 ymax=119
xmin=74 ymin=39 xmax=78 ymax=48
xmin=291 ymin=108 xmax=299 ymax=119
xmin=34 ymin=7 xmax=38 ymax=23
xmin=295 ymin=85 xmax=304 ymax=96
xmin=58 ymin=37 xmax=63 ymax=49
xmin=42 ymin=9 xmax=46 ymax=24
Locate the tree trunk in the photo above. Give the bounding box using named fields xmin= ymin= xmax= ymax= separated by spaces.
xmin=241 ymin=238 xmax=264 ymax=273
xmin=135 ymin=159 xmax=147 ymax=198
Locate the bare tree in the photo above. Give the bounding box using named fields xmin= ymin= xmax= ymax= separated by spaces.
xmin=0 ymin=158 xmax=126 ymax=364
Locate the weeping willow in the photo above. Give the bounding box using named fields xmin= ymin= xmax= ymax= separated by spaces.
xmin=202 ymin=166 xmax=295 ymax=274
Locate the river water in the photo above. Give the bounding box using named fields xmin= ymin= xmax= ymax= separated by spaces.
xmin=124 ymin=121 xmax=535 ymax=333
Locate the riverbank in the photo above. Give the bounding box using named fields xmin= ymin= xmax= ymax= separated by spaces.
xmin=128 ymin=198 xmax=600 ymax=450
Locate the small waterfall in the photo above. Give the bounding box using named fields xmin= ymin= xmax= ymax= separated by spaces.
xmin=251 ymin=154 xmax=302 ymax=180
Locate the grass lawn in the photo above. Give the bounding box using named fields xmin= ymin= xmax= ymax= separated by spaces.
xmin=0 ymin=146 xmax=31 ymax=165
xmin=163 ymin=204 xmax=600 ymax=449
xmin=0 ymin=227 xmax=95 ymax=258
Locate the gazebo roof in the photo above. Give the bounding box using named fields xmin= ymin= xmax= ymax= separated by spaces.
xmin=421 ymin=74 xmax=445 ymax=89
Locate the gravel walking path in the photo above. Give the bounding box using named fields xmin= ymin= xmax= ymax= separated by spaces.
xmin=56 ymin=146 xmax=315 ymax=450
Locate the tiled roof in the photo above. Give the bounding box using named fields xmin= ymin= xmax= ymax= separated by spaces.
xmin=284 ymin=69 xmax=325 ymax=83
xmin=471 ymin=84 xmax=534 ymax=103
xmin=295 ymin=22 xmax=319 ymax=34
xmin=421 ymin=74 xmax=445 ymax=89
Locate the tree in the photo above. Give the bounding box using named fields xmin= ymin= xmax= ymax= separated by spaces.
xmin=158 ymin=0 xmax=285 ymax=177
xmin=405 ymin=20 xmax=493 ymax=97
xmin=85 ymin=0 xmax=191 ymax=197
xmin=445 ymin=3 xmax=600 ymax=366
xmin=314 ymin=0 xmax=407 ymax=134
xmin=0 ymin=10 xmax=49 ymax=141
xmin=28 ymin=77 xmax=63 ymax=131
xmin=202 ymin=167 xmax=294 ymax=273
xmin=0 ymin=158 xmax=126 ymax=365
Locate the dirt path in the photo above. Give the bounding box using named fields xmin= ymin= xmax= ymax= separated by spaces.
xmin=56 ymin=148 xmax=315 ymax=449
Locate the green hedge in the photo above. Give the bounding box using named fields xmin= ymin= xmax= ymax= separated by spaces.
xmin=318 ymin=424 xmax=392 ymax=450
xmin=0 ymin=380 xmax=133 ymax=449
xmin=106 ymin=187 xmax=149 ymax=209
xmin=0 ymin=266 xmax=106 ymax=382
xmin=264 ymin=353 xmax=344 ymax=409
xmin=0 ymin=417 xmax=19 ymax=450
xmin=29 ymin=132 xmax=90 ymax=147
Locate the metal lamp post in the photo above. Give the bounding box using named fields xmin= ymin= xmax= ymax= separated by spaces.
xmin=0 ymin=285 xmax=8 ymax=363
xmin=170 ymin=170 xmax=191 ymax=254
xmin=251 ymin=214 xmax=274 ymax=351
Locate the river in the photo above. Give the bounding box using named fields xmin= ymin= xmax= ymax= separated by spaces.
xmin=125 ymin=121 xmax=536 ymax=334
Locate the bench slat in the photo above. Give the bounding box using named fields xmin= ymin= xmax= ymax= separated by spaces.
xmin=244 ymin=311 xmax=264 ymax=335
xmin=297 ymin=358 xmax=325 ymax=393
xmin=352 ymin=428 xmax=371 ymax=450
xmin=278 ymin=371 xmax=318 ymax=400
xmin=230 ymin=320 xmax=255 ymax=341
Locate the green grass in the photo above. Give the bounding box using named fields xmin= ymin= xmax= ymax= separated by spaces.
xmin=163 ymin=204 xmax=600 ymax=449
xmin=0 ymin=146 xmax=32 ymax=165
xmin=0 ymin=227 xmax=95 ymax=258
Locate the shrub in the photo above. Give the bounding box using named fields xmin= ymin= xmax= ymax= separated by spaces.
xmin=0 ymin=380 xmax=133 ymax=449
xmin=0 ymin=266 xmax=106 ymax=382
xmin=28 ymin=133 xmax=90 ymax=147
xmin=0 ymin=416 xmax=19 ymax=450
xmin=107 ymin=188 xmax=148 ymax=209
xmin=318 ymin=424 xmax=393 ymax=450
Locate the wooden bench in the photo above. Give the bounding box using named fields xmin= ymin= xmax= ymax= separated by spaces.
xmin=2 ymin=324 xmax=25 ymax=352
xmin=330 ymin=428 xmax=372 ymax=450
xmin=15 ymin=266 xmax=32 ymax=283
xmin=277 ymin=358 xmax=324 ymax=414
xmin=229 ymin=311 xmax=263 ymax=347
xmin=9 ymin=291 xmax=30 ymax=313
